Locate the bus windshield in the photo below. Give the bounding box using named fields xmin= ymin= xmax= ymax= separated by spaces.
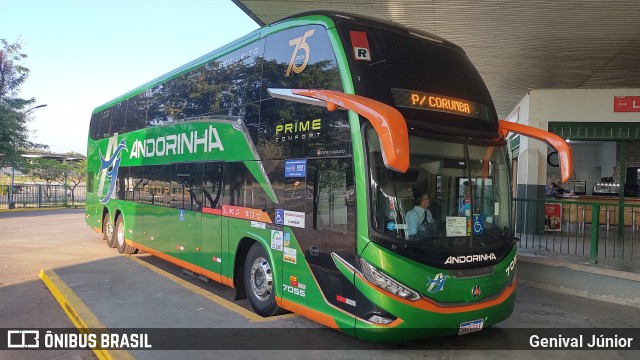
xmin=366 ymin=127 xmax=513 ymax=264
xmin=337 ymin=21 xmax=499 ymax=138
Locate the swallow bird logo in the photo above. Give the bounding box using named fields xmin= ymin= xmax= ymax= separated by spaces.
xmin=426 ymin=273 xmax=449 ymax=293
xmin=97 ymin=134 xmax=127 ymax=204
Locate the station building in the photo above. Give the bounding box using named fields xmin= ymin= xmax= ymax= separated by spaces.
xmin=508 ymin=89 xmax=640 ymax=200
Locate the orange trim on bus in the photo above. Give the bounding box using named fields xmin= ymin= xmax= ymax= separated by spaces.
xmin=277 ymin=296 xmax=339 ymax=329
xmin=352 ymin=263 xmax=516 ymax=314
xmin=202 ymin=206 xmax=272 ymax=223
xmin=202 ymin=208 xmax=222 ymax=215
xmin=498 ymin=120 xmax=573 ymax=182
xmin=292 ymin=89 xmax=410 ymax=173
xmin=125 ymin=239 xmax=234 ymax=288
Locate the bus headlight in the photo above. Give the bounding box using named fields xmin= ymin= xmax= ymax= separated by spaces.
xmin=359 ymin=258 xmax=420 ymax=301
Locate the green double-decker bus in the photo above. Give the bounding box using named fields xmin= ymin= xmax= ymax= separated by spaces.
xmin=86 ymin=11 xmax=572 ymax=341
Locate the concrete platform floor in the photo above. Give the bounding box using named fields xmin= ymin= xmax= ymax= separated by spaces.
xmin=1 ymin=209 xmax=639 ymax=359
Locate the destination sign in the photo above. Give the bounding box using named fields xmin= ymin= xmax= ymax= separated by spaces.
xmin=391 ymin=88 xmax=490 ymax=121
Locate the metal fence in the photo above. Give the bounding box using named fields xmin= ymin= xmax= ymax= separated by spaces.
xmin=1 ymin=185 xmax=637 ymax=265
xmin=0 ymin=184 xmax=86 ymax=210
xmin=514 ymin=198 xmax=639 ymax=266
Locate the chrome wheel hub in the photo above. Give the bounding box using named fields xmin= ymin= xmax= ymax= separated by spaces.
xmin=250 ymin=256 xmax=272 ymax=301
xmin=116 ymin=221 xmax=125 ymax=247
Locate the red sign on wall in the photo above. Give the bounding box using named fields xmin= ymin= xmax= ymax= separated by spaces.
xmin=544 ymin=203 xmax=562 ymax=232
xmin=614 ymin=96 xmax=640 ymax=112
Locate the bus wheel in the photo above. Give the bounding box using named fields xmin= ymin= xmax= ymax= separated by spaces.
xmin=104 ymin=213 xmax=117 ymax=248
xmin=115 ymin=215 xmax=136 ymax=254
xmin=244 ymin=243 xmax=285 ymax=317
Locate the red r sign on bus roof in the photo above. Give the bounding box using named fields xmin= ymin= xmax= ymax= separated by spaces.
xmin=350 ymin=31 xmax=371 ymax=61
xmin=614 ymin=96 xmax=640 ymax=112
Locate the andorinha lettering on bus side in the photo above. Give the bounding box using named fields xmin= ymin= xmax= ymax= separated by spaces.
xmin=129 ymin=125 xmax=224 ymax=158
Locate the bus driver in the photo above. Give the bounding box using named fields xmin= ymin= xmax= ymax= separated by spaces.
xmin=405 ymin=191 xmax=435 ymax=239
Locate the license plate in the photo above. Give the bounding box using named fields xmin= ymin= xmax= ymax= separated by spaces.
xmin=458 ymin=318 xmax=484 ymax=335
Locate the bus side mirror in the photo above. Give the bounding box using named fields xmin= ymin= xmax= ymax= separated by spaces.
xmin=498 ymin=120 xmax=573 ymax=183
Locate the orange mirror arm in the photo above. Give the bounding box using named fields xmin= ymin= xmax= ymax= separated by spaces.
xmin=292 ymin=89 xmax=410 ymax=173
xmin=499 ymin=120 xmax=573 ymax=183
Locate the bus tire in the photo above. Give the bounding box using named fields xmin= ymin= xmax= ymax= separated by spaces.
xmin=115 ymin=215 xmax=136 ymax=254
xmin=244 ymin=242 xmax=285 ymax=317
xmin=104 ymin=212 xmax=117 ymax=248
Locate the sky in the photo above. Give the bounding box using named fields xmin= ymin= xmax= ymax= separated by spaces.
xmin=2 ymin=0 xmax=259 ymax=155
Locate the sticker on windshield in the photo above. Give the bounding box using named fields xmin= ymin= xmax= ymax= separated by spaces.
xmin=472 ymin=215 xmax=484 ymax=235
xmin=446 ymin=216 xmax=467 ymax=237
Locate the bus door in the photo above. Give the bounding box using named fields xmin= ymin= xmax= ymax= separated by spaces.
xmin=281 ymin=157 xmax=357 ymax=328
xmin=200 ymin=162 xmax=224 ymax=278
xmin=141 ymin=165 xmax=172 ymax=255
xmin=119 ymin=166 xmax=144 ymax=246
xmin=169 ymin=163 xmax=201 ymax=266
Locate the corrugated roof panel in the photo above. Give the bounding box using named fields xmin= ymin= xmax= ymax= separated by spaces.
xmin=235 ymin=0 xmax=640 ymax=117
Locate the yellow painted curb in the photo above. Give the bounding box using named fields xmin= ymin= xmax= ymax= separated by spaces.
xmin=39 ymin=269 xmax=134 ymax=360
xmin=126 ymin=255 xmax=298 ymax=323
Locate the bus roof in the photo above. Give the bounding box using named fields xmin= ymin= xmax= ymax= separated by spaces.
xmin=92 ymin=11 xmax=463 ymax=115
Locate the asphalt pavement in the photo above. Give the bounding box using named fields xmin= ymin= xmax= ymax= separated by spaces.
xmin=1 ymin=209 xmax=639 ymax=359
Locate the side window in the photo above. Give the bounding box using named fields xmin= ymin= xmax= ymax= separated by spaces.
xmin=87 ymin=171 xmax=94 ymax=193
xmin=89 ymin=112 xmax=102 ymax=140
xmin=221 ymin=161 xmax=280 ymax=222
xmin=158 ymin=68 xmax=213 ymax=123
xmin=147 ymin=84 xmax=171 ymax=127
xmin=203 ymin=162 xmax=223 ymax=210
xmin=116 ymin=166 xmax=129 ymax=200
xmin=174 ymin=163 xmax=201 ymax=211
xmin=222 ymin=162 xmax=252 ymax=207
xmin=210 ymin=39 xmax=265 ymax=113
xmin=142 ymin=165 xmax=172 ymax=207
xmin=125 ymin=94 xmax=149 ymax=133
xmin=110 ymin=101 xmax=127 ymax=135
xmin=259 ymin=25 xmax=348 ymax=160
xmin=211 ymin=102 xmax=261 ymax=151
xmin=261 ymin=25 xmax=341 ymax=97
xmin=128 ymin=166 xmax=144 ymax=202
xmin=308 ymin=158 xmax=354 ymax=234
xmin=97 ymin=109 xmax=112 ymax=139
xmin=139 ymin=166 xmax=151 ymax=204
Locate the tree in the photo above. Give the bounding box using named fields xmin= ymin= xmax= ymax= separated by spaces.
xmin=0 ymin=38 xmax=45 ymax=166
xmin=61 ymin=153 xmax=86 ymax=205
xmin=24 ymin=158 xmax=65 ymax=201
